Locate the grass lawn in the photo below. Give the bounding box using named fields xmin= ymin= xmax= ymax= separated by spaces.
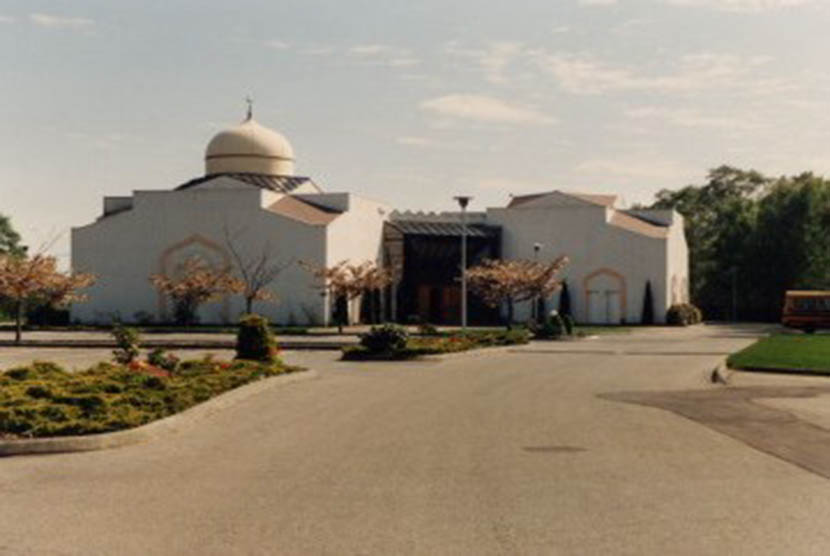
xmin=727 ymin=334 xmax=830 ymax=373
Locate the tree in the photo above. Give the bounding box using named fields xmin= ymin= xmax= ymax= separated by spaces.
xmin=224 ymin=228 xmax=292 ymax=314
xmin=149 ymin=256 xmax=242 ymax=325
xmin=559 ymin=280 xmax=571 ymax=317
xmin=645 ymin=166 xmax=830 ymax=322
xmin=641 ymin=281 xmax=654 ymax=325
xmin=467 ymin=257 xmax=569 ymax=329
xmin=0 ymin=213 xmax=24 ymax=256
xmin=646 ymin=166 xmax=770 ymax=319
xmin=0 ymin=253 xmax=95 ymax=344
xmin=303 ymin=260 xmax=395 ymax=332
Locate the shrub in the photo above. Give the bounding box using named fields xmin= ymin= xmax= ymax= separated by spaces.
xmin=236 ymin=314 xmax=279 ymax=363
xmin=418 ymin=323 xmax=439 ymax=335
xmin=562 ymin=314 xmax=575 ymax=335
xmin=641 ymin=281 xmax=655 ymax=325
xmin=146 ymin=348 xmax=180 ymax=373
xmin=0 ymin=357 xmax=301 ymax=438
xmin=360 ymin=323 xmax=409 ymax=353
xmin=666 ymin=303 xmax=703 ymax=326
xmin=533 ymin=314 xmax=565 ymax=340
xmin=112 ymin=324 xmax=141 ymax=364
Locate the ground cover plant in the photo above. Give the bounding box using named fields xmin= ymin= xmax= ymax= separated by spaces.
xmin=727 ymin=334 xmax=830 ymax=374
xmin=0 ymin=357 xmax=303 ymax=439
xmin=342 ymin=325 xmax=529 ymax=360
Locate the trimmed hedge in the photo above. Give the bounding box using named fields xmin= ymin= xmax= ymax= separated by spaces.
xmin=236 ymin=314 xmax=279 ymax=362
xmin=0 ymin=358 xmax=303 ymax=439
xmin=342 ymin=329 xmax=530 ymax=361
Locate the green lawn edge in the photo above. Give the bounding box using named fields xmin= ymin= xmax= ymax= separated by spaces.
xmin=727 ymin=334 xmax=830 ymax=375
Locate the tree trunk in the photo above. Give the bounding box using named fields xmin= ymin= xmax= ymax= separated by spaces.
xmin=14 ymin=299 xmax=23 ymax=345
xmin=245 ymin=296 xmax=253 ymax=315
xmin=506 ymin=297 xmax=514 ymax=330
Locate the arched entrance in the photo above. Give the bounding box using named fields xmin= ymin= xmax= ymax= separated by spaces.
xmin=583 ymin=268 xmax=627 ymax=324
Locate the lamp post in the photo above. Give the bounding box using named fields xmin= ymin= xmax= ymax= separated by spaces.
xmin=532 ymin=242 xmax=542 ymax=322
xmin=454 ymin=196 xmax=473 ymax=332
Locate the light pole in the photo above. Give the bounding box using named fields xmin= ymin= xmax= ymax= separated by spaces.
xmin=454 ymin=195 xmax=473 ymax=332
xmin=533 ymin=242 xmax=542 ymax=322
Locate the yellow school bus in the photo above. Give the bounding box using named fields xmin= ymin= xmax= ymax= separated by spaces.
xmin=782 ymin=291 xmax=830 ymax=333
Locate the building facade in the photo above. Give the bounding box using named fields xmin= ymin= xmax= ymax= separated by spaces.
xmin=71 ymin=116 xmax=688 ymax=326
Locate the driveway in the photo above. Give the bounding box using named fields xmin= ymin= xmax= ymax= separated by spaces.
xmin=3 ymin=324 xmax=830 ymax=555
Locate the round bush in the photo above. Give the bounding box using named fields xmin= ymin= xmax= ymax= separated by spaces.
xmin=360 ymin=324 xmax=409 ymax=353
xmin=666 ymin=303 xmax=704 ymax=326
xmin=533 ymin=314 xmax=565 ymax=340
xmin=236 ymin=314 xmax=279 ymax=362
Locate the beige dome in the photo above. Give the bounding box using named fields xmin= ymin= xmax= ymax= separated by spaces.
xmin=205 ymin=117 xmax=295 ymax=176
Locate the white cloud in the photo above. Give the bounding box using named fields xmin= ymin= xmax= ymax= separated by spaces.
xmin=348 ymin=44 xmax=421 ymax=67
xmin=625 ymin=106 xmax=760 ymax=130
xmin=420 ymin=94 xmax=556 ymax=125
xmin=30 ymin=13 xmax=94 ymax=29
xmin=534 ymin=51 xmax=773 ymax=94
xmin=263 ymin=40 xmax=290 ymax=50
xmin=445 ymin=41 xmax=526 ymax=84
xmin=396 ymin=136 xmax=476 ymax=150
xmin=349 ymin=44 xmax=396 ymax=56
xmin=575 ymin=156 xmax=695 ymax=181
xmin=661 ymin=0 xmax=815 ymax=12
xmin=580 ymin=0 xmax=618 ymax=4
xmin=299 ymin=46 xmax=336 ymax=56
xmin=0 ymin=15 xmax=15 ymax=24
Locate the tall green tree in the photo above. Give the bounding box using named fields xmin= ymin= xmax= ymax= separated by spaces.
xmin=0 ymin=213 xmax=24 ymax=256
xmin=649 ymin=166 xmax=769 ymax=319
xmin=648 ymin=166 xmax=830 ymax=321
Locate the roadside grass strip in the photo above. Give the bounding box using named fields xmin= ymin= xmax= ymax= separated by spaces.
xmin=0 ymin=358 xmax=304 ymax=439
xmin=727 ymin=334 xmax=830 ymax=374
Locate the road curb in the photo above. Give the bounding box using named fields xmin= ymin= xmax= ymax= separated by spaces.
xmin=0 ymin=340 xmax=350 ymax=350
xmin=711 ymin=361 xmax=734 ymax=384
xmin=0 ymin=369 xmax=318 ymax=457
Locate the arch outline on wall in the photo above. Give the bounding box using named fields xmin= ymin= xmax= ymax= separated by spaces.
xmin=156 ymin=234 xmax=233 ymax=323
xmin=582 ymin=267 xmax=628 ymax=323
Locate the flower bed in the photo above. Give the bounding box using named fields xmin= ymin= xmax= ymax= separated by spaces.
xmin=341 ymin=329 xmax=529 ymax=361
xmin=0 ymin=357 xmax=304 ymax=439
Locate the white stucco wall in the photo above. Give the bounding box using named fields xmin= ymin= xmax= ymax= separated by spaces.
xmin=72 ymin=185 xmax=329 ymax=325
xmin=486 ymin=198 xmax=680 ymax=324
xmin=323 ymin=194 xmax=390 ymax=324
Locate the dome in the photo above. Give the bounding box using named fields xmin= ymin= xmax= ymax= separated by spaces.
xmin=205 ymin=117 xmax=295 ymax=176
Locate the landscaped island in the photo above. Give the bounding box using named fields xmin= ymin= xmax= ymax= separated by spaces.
xmin=0 ymin=314 xmax=303 ymax=439
xmin=342 ymin=325 xmax=531 ymax=360
xmin=0 ymin=358 xmax=301 ymax=439
xmin=728 ymin=334 xmax=830 ymax=374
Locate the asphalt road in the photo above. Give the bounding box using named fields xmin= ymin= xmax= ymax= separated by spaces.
xmin=4 ymin=324 xmax=830 ymax=555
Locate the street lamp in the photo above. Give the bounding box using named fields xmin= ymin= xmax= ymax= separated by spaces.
xmin=532 ymin=243 xmax=543 ymax=322
xmin=454 ymin=195 xmax=473 ymax=332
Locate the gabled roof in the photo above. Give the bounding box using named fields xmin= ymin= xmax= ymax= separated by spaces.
xmin=266 ymin=196 xmax=341 ymax=226
xmin=176 ymin=173 xmax=317 ymax=194
xmin=609 ymin=212 xmax=668 ymax=239
xmin=507 ymin=190 xmax=617 ymax=209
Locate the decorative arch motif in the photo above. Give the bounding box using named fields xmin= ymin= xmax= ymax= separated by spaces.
xmin=156 ymin=234 xmax=233 ymax=323
xmin=582 ymin=267 xmax=627 ymax=324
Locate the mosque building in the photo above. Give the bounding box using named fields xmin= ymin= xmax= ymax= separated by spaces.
xmin=71 ymin=112 xmax=689 ymax=326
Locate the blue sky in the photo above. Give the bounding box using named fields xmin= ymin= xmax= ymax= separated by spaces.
xmin=2 ymin=0 xmax=829 ymax=262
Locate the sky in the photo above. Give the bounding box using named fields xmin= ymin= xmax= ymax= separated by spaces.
xmin=2 ymin=0 xmax=830 ymax=264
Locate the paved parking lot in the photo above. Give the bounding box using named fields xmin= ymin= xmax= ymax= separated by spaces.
xmin=4 ymin=324 xmax=830 ymax=555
